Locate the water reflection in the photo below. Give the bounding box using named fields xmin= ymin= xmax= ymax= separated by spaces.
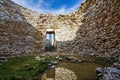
xmin=41 ymin=67 xmax=77 ymax=80
xmin=41 ymin=55 xmax=103 ymax=80
xmin=55 ymin=67 xmax=77 ymax=80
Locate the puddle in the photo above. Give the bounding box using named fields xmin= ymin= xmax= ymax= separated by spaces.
xmin=42 ymin=67 xmax=77 ymax=80
xmin=41 ymin=61 xmax=102 ymax=80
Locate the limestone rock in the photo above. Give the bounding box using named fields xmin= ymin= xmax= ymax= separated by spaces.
xmin=0 ymin=0 xmax=119 ymax=62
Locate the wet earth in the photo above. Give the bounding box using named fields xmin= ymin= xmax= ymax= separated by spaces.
xmin=40 ymin=55 xmax=109 ymax=80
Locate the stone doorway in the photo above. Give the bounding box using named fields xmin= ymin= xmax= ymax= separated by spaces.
xmin=45 ymin=31 xmax=56 ymax=52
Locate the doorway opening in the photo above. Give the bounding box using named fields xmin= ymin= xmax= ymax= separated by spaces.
xmin=45 ymin=31 xmax=56 ymax=52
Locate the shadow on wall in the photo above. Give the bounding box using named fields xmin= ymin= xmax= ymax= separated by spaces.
xmin=57 ymin=0 xmax=120 ymax=61
xmin=0 ymin=0 xmax=120 ymax=61
xmin=0 ymin=0 xmax=45 ymax=57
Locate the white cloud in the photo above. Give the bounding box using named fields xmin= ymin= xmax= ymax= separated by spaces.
xmin=12 ymin=0 xmax=82 ymax=14
xmin=47 ymin=1 xmax=81 ymax=14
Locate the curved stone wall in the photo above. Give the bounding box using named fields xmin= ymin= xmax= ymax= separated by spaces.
xmin=0 ymin=0 xmax=120 ymax=61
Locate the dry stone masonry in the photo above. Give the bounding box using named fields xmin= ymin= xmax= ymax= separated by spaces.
xmin=0 ymin=0 xmax=120 ymax=61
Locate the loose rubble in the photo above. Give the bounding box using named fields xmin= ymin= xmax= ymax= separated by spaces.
xmin=95 ymin=67 xmax=120 ymax=80
xmin=65 ymin=56 xmax=82 ymax=63
xmin=0 ymin=56 xmax=7 ymax=65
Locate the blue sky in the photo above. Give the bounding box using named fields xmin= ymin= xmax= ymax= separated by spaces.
xmin=12 ymin=0 xmax=83 ymax=14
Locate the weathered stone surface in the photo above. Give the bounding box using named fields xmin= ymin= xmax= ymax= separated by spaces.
xmin=0 ymin=56 xmax=7 ymax=64
xmin=95 ymin=67 xmax=120 ymax=80
xmin=55 ymin=67 xmax=77 ymax=80
xmin=0 ymin=0 xmax=120 ymax=62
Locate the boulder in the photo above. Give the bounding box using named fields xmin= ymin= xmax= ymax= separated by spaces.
xmin=0 ymin=56 xmax=7 ymax=64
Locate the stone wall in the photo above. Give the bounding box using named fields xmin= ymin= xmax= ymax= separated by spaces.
xmin=70 ymin=0 xmax=120 ymax=59
xmin=56 ymin=0 xmax=120 ymax=59
xmin=0 ymin=0 xmax=45 ymax=56
xmin=0 ymin=0 xmax=120 ymax=60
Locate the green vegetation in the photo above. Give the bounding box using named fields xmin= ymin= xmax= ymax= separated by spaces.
xmin=0 ymin=56 xmax=51 ymax=80
xmin=0 ymin=55 xmax=111 ymax=80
